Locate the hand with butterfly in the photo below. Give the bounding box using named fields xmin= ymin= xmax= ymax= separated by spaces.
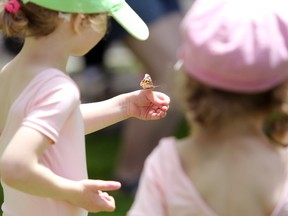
xmin=80 ymin=74 xmax=170 ymax=133
xmin=124 ymin=73 xmax=169 ymax=120
xmin=126 ymin=89 xmax=170 ymax=120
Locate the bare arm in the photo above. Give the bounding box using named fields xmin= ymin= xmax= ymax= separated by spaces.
xmin=80 ymin=94 xmax=128 ymax=134
xmin=0 ymin=126 xmax=121 ymax=212
xmin=81 ymin=90 xmax=170 ymax=134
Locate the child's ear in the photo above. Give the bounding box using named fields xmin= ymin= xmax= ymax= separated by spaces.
xmin=70 ymin=14 xmax=85 ymax=34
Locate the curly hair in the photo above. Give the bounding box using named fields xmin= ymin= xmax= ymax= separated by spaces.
xmin=178 ymin=71 xmax=288 ymax=132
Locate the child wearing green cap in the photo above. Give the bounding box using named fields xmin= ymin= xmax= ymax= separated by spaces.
xmin=0 ymin=0 xmax=169 ymax=215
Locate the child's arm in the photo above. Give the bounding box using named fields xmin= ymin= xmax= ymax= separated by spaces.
xmin=81 ymin=90 xmax=170 ymax=134
xmin=0 ymin=126 xmax=121 ymax=212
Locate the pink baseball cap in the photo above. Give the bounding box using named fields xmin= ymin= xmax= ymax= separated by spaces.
xmin=178 ymin=0 xmax=288 ymax=93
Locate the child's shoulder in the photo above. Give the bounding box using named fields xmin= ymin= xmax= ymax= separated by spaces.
xmin=34 ymin=67 xmax=71 ymax=81
xmin=29 ymin=68 xmax=78 ymax=90
xmin=147 ymin=136 xmax=182 ymax=164
xmin=28 ymin=68 xmax=80 ymax=101
xmin=12 ymin=67 xmax=79 ymax=110
xmin=154 ymin=136 xmax=192 ymax=158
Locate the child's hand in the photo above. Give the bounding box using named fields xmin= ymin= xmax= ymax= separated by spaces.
xmin=72 ymin=179 xmax=121 ymax=212
xmin=127 ymin=90 xmax=170 ymax=120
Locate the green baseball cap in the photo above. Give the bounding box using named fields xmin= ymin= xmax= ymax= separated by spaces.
xmin=22 ymin=0 xmax=149 ymax=40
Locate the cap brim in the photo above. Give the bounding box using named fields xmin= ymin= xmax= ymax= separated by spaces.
xmin=110 ymin=3 xmax=149 ymax=41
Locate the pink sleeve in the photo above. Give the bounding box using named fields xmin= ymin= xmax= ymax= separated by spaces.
xmin=128 ymin=144 xmax=166 ymax=216
xmin=22 ymin=76 xmax=80 ymax=143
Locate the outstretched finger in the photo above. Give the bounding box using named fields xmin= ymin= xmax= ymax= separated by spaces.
xmin=88 ymin=180 xmax=121 ymax=192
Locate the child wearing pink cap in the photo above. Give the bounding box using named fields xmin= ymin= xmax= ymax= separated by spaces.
xmin=128 ymin=0 xmax=288 ymax=215
xmin=0 ymin=0 xmax=170 ymax=215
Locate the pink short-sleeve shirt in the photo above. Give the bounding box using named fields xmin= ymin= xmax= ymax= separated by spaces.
xmin=0 ymin=69 xmax=88 ymax=216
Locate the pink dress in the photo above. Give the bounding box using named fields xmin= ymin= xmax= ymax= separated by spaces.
xmin=0 ymin=69 xmax=88 ymax=216
xmin=128 ymin=137 xmax=288 ymax=216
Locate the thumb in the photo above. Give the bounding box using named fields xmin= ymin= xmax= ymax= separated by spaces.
xmin=150 ymin=91 xmax=170 ymax=105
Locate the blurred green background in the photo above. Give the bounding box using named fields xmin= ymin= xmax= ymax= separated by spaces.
xmin=86 ymin=126 xmax=134 ymax=216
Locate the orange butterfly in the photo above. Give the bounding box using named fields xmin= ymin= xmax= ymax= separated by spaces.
xmin=140 ymin=74 xmax=159 ymax=89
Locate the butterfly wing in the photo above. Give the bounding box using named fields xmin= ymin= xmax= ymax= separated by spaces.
xmin=140 ymin=74 xmax=158 ymax=89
